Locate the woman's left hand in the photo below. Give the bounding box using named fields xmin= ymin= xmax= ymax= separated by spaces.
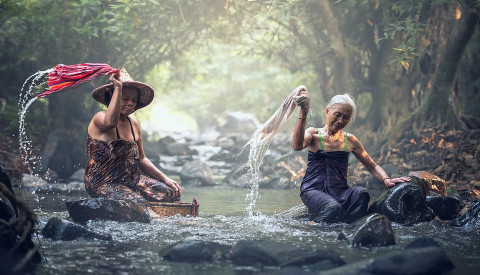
xmin=165 ymin=178 xmax=182 ymax=196
xmin=384 ymin=176 xmax=411 ymax=187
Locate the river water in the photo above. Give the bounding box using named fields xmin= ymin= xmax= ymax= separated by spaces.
xmin=15 ymin=186 xmax=480 ymax=275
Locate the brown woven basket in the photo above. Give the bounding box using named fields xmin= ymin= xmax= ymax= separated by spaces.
xmin=149 ymin=198 xmax=199 ymax=217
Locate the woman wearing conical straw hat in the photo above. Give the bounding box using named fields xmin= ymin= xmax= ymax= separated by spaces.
xmin=84 ymin=68 xmax=182 ymax=214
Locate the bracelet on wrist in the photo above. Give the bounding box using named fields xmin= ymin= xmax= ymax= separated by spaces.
xmin=383 ymin=177 xmax=391 ymax=184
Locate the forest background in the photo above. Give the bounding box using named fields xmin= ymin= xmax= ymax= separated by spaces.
xmin=0 ymin=0 xmax=479 ymax=193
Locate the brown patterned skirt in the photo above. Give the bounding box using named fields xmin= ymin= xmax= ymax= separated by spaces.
xmin=84 ymin=134 xmax=179 ymax=206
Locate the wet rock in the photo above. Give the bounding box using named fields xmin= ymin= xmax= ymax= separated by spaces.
xmin=230 ymin=240 xmax=303 ymax=266
xmin=161 ymin=240 xmax=231 ymax=262
xmin=408 ymin=171 xmax=447 ymax=196
xmin=280 ymin=249 xmax=345 ymax=270
xmin=65 ymin=198 xmax=150 ymax=223
xmin=179 ymin=161 xmax=215 ymax=187
xmin=217 ymin=112 xmax=260 ymax=135
xmin=452 ymin=201 xmax=480 ymax=228
xmin=458 ymin=189 xmax=480 ymax=203
xmin=426 ymin=195 xmax=464 ymax=220
xmin=351 ymin=214 xmax=395 ymax=248
xmin=368 ymin=179 xmax=434 ymax=224
xmin=41 ymin=217 xmax=111 ymax=241
xmin=321 ymin=246 xmax=454 ymax=275
xmin=405 ymin=237 xmax=440 ymax=249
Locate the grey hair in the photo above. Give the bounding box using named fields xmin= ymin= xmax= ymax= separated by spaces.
xmin=326 ymin=94 xmax=356 ymax=122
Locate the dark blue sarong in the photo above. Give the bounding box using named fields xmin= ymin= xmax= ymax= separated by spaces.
xmin=300 ymin=150 xmax=370 ymax=223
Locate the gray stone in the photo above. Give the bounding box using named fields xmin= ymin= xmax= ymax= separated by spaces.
xmin=230 ymin=240 xmax=307 ymax=267
xmin=41 ymin=217 xmax=111 ymax=241
xmin=426 ymin=195 xmax=464 ymax=220
xmin=179 ymin=161 xmax=215 ymax=187
xmin=217 ymin=112 xmax=260 ymax=134
xmin=321 ymin=246 xmax=454 ymax=275
xmin=368 ymin=179 xmax=434 ymax=225
xmin=452 ymin=201 xmax=480 ymax=228
xmin=161 ymin=240 xmax=231 ymax=262
xmin=351 ymin=214 xmax=395 ymax=248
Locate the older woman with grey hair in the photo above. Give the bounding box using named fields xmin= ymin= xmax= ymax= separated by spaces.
xmin=292 ymin=92 xmax=409 ymax=223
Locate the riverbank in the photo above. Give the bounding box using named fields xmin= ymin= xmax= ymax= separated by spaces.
xmin=1 ymin=127 xmax=479 ymax=196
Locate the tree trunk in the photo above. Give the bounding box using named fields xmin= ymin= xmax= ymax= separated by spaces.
xmin=418 ymin=0 xmax=479 ymax=127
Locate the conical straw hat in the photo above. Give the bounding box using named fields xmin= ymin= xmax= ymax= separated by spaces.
xmin=92 ymin=68 xmax=154 ymax=110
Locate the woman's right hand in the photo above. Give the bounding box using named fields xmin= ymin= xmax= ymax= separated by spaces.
xmin=295 ymin=87 xmax=310 ymax=110
xmin=109 ymin=73 xmax=122 ymax=89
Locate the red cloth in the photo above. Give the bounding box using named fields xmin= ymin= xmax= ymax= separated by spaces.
xmin=37 ymin=63 xmax=119 ymax=98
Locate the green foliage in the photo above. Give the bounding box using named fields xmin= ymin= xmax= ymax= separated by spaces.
xmin=377 ymin=1 xmax=426 ymax=69
xmin=143 ymin=42 xmax=316 ymax=130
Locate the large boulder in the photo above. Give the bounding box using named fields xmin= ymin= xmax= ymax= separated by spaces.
xmin=41 ymin=217 xmax=111 ymax=241
xmin=65 ymin=198 xmax=150 ymax=223
xmin=351 ymin=214 xmax=395 ymax=248
xmin=321 ymin=246 xmax=454 ymax=275
xmin=368 ymin=178 xmax=434 ymax=224
xmin=217 ymin=112 xmax=260 ymax=135
xmin=179 ymin=161 xmax=215 ymax=187
xmin=426 ymin=195 xmax=464 ymax=220
xmin=161 ymin=240 xmax=232 ymax=262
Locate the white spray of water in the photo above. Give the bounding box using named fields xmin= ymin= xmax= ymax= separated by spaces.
xmin=18 ymin=69 xmax=52 ymax=183
xmin=245 ymin=85 xmax=307 ymax=217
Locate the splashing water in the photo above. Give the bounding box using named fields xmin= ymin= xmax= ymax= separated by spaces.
xmin=245 ymin=85 xmax=307 ymax=216
xmin=18 ymin=70 xmax=52 ymax=180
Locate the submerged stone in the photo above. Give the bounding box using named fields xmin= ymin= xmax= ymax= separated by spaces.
xmin=405 ymin=237 xmax=441 ymax=249
xmin=351 ymin=214 xmax=395 ymax=248
xmin=368 ymin=179 xmax=434 ymax=224
xmin=321 ymin=246 xmax=454 ymax=275
xmin=426 ymin=195 xmax=464 ymax=220
xmin=161 ymin=240 xmax=232 ymax=262
xmin=65 ymin=198 xmax=150 ymax=223
xmin=230 ymin=240 xmax=306 ymax=267
xmin=41 ymin=217 xmax=111 ymax=241
xmin=280 ymin=249 xmax=345 ymax=270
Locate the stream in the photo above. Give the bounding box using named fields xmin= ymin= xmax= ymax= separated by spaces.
xmin=15 ymin=186 xmax=480 ymax=274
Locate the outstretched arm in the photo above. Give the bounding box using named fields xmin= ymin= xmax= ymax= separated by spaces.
xmin=350 ymin=134 xmax=409 ymax=187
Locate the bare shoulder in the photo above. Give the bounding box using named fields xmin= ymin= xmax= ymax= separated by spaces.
xmin=346 ymin=133 xmax=365 ymax=152
xmin=92 ymin=110 xmax=106 ymax=120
